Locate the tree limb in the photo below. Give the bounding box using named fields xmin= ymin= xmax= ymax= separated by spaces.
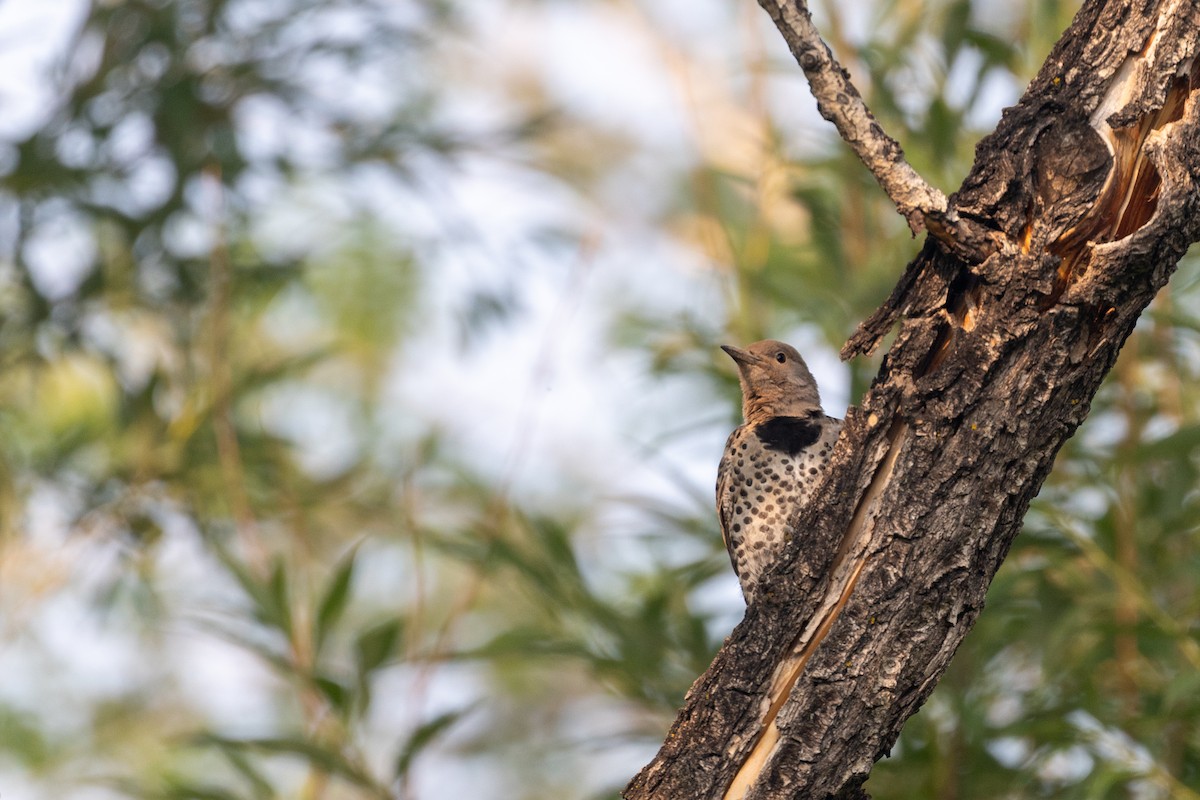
xmin=626 ymin=1 xmax=1200 ymax=797
xmin=755 ymin=0 xmax=999 ymax=259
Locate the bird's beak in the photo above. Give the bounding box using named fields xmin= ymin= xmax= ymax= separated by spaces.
xmin=721 ymin=345 xmax=761 ymax=367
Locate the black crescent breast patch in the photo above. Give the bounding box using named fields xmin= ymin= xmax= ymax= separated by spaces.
xmin=755 ymin=416 xmax=823 ymax=456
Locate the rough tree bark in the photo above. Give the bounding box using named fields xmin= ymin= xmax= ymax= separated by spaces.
xmin=625 ymin=1 xmax=1200 ymax=799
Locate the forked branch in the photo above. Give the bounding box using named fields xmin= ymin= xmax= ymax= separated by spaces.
xmin=756 ymin=0 xmax=998 ymax=259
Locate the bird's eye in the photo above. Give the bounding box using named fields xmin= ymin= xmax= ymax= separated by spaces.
xmin=775 ymin=352 xmax=786 ymax=363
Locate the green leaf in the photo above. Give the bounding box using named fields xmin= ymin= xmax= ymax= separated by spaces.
xmin=312 ymin=673 xmax=353 ymax=717
xmin=393 ymin=708 xmax=471 ymax=780
xmin=220 ymin=746 xmax=275 ymax=800
xmin=197 ymin=617 xmax=293 ymax=677
xmin=267 ymin=557 xmax=293 ymax=643
xmin=1132 ymin=423 xmax=1200 ymax=462
xmin=209 ymin=537 xmax=274 ymax=626
xmin=193 ymin=733 xmax=380 ymax=793
xmin=1164 ymin=669 xmax=1200 ymax=712
xmin=207 ymin=537 xmax=293 ymax=641
xmin=356 ymin=617 xmax=403 ymax=676
xmin=314 ymin=544 xmax=359 ymax=658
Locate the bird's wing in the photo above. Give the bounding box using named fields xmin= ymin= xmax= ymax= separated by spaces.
xmin=715 ymin=427 xmax=743 ymax=577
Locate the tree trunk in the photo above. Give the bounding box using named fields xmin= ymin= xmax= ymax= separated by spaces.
xmin=625 ymin=1 xmax=1200 ymax=798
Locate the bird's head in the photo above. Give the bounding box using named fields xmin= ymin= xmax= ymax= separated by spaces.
xmin=721 ymin=340 xmax=822 ymax=425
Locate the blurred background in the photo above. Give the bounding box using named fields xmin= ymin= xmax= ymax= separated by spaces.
xmin=1 ymin=0 xmax=1198 ymax=798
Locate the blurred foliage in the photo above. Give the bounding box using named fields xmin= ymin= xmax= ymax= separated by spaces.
xmin=0 ymin=0 xmax=1197 ymax=799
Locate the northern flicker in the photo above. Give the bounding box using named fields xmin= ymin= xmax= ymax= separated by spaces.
xmin=717 ymin=340 xmax=842 ymax=604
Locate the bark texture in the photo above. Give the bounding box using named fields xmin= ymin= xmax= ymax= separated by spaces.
xmin=626 ymin=1 xmax=1200 ymax=798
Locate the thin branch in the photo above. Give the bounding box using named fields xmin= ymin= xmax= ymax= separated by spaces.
xmin=756 ymin=0 xmax=997 ymax=258
xmin=204 ymin=163 xmax=269 ymax=578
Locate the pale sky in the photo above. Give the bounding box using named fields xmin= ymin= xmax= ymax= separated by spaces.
xmin=0 ymin=1 xmax=1030 ymax=797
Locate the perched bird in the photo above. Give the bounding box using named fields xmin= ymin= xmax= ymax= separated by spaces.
xmin=717 ymin=340 xmax=842 ymax=604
